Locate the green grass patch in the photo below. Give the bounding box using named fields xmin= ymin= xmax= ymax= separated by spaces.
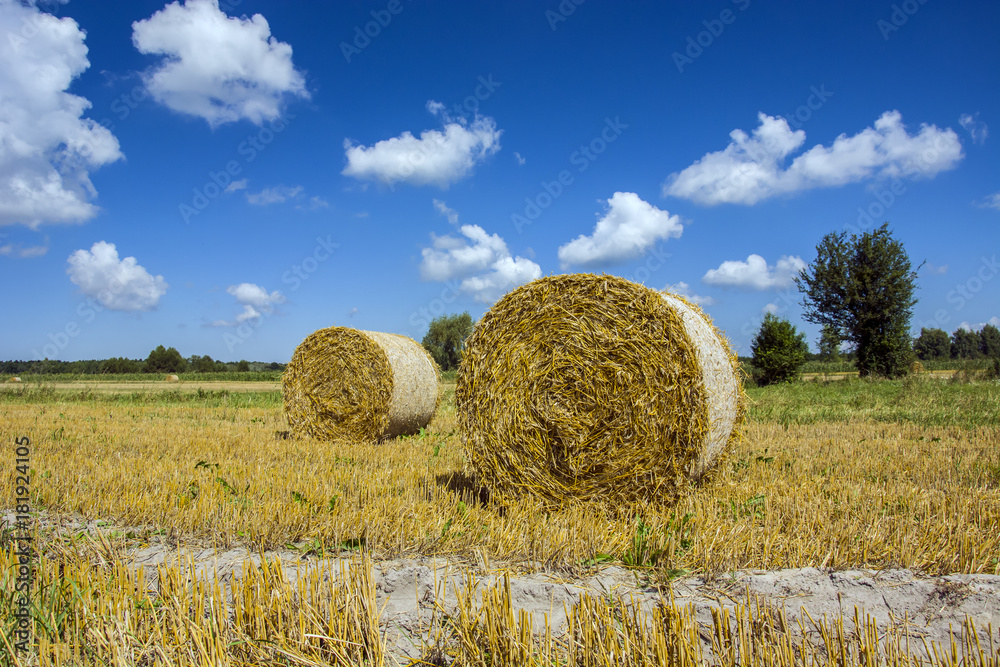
xmin=0 ymin=386 xmax=283 ymax=408
xmin=7 ymin=371 xmax=283 ymax=382
xmin=747 ymin=376 xmax=1000 ymax=428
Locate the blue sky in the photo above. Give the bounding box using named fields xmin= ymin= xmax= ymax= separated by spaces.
xmin=1 ymin=0 xmax=997 ymax=362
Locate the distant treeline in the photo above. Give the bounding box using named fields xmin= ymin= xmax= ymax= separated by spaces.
xmin=1 ymin=347 xmax=286 ymax=376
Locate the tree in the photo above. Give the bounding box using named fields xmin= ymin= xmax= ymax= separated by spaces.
xmin=912 ymin=327 xmax=950 ymax=361
xmin=99 ymin=357 xmax=141 ymax=374
xmin=421 ymin=312 xmax=474 ymax=371
xmin=190 ymin=355 xmax=218 ymax=373
xmin=796 ymin=223 xmax=918 ymax=378
xmin=750 ymin=313 xmax=809 ymax=386
xmin=144 ymin=345 xmax=186 ymax=373
xmin=951 ymin=328 xmax=981 ymax=359
xmin=979 ymin=324 xmax=1000 ymax=358
xmin=817 ymin=324 xmax=842 ymax=362
xmin=236 ymin=359 xmax=251 ymax=372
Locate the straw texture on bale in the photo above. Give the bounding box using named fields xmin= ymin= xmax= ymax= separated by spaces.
xmin=165 ymin=374 xmax=179 ymax=382
xmin=456 ymin=274 xmax=745 ymax=507
xmin=283 ymin=327 xmax=440 ymax=442
xmin=7 ymin=376 xmax=21 ymax=383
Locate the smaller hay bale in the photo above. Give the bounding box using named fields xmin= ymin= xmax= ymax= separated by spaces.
xmin=165 ymin=374 xmax=179 ymax=382
xmin=283 ymin=327 xmax=439 ymax=442
xmin=7 ymin=376 xmax=21 ymax=383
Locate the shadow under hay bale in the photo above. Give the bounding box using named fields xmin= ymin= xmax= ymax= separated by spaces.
xmin=283 ymin=327 xmax=440 ymax=442
xmin=456 ymin=273 xmax=746 ymax=508
xmin=435 ymin=471 xmax=492 ymax=508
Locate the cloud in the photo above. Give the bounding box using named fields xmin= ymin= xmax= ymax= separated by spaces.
xmin=207 ymin=282 xmax=283 ymax=326
xmin=419 ymin=222 xmax=540 ymax=303
xmin=977 ymin=192 xmax=1000 ymax=210
xmin=224 ymin=178 xmax=247 ymax=193
xmin=207 ymin=304 xmax=261 ymax=327
xmin=342 ymin=102 xmax=502 ymax=188
xmin=959 ymin=113 xmax=988 ymax=144
xmin=702 ymin=254 xmax=806 ymax=290
xmin=959 ymin=317 xmax=1000 ymax=332
xmin=664 ymin=111 xmax=963 ymax=205
xmin=0 ymin=0 xmax=123 ymax=228
xmin=245 ymin=184 xmax=303 ymax=205
xmin=420 ymin=224 xmax=508 ymax=281
xmin=514 ymin=152 xmax=526 ymax=165
xmin=458 ymin=256 xmax=542 ymax=303
xmin=922 ymin=262 xmax=948 ymax=275
xmin=433 ymin=199 xmax=459 ymax=224
xmin=226 ymin=282 xmax=283 ymax=307
xmin=66 ymin=241 xmax=167 ymax=311
xmin=132 ymin=0 xmax=308 ymax=127
xmin=557 ymin=192 xmax=683 ymax=268
xmin=666 ymin=281 xmax=716 ymax=306
xmin=296 ymin=196 xmax=329 ymax=211
xmin=761 ymin=303 xmax=780 ymax=315
xmin=0 ymin=233 xmax=48 ymax=258
xmin=348 ymin=307 xmax=358 ymax=317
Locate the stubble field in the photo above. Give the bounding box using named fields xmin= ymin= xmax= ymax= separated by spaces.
xmin=1 ymin=375 xmax=999 ymax=665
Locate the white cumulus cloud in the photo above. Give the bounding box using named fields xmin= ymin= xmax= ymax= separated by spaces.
xmin=66 ymin=241 xmax=167 ymax=311
xmin=557 ymin=192 xmax=683 ymax=269
xmin=0 ymin=0 xmax=123 ymax=228
xmin=132 ymin=0 xmax=308 ymax=127
xmin=227 ymin=282 xmax=283 ymax=307
xmin=459 ymin=256 xmax=542 ymax=303
xmin=959 ymin=317 xmax=1000 ymax=332
xmin=342 ymin=102 xmax=501 ymax=188
xmin=664 ymin=111 xmax=963 ymax=205
xmin=208 ymin=282 xmax=283 ymax=326
xmin=419 ymin=223 xmax=540 ymax=303
xmin=420 ymin=225 xmax=508 ymax=281
xmin=702 ymin=254 xmax=806 ymax=290
xmin=666 ymin=281 xmax=716 ymax=306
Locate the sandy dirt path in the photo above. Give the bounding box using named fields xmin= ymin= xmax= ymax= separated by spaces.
xmin=6 ymin=511 xmax=998 ymax=664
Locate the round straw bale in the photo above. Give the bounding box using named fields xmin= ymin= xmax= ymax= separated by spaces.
xmin=165 ymin=374 xmax=179 ymax=382
xmin=283 ymin=327 xmax=440 ymax=441
xmin=8 ymin=376 xmax=22 ymax=383
xmin=456 ymin=274 xmax=745 ymax=507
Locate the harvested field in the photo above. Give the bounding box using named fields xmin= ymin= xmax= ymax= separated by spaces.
xmin=1 ymin=380 xmax=281 ymax=393
xmin=1 ymin=376 xmax=998 ymax=664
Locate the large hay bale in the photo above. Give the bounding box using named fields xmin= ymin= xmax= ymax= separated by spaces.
xmin=7 ymin=376 xmax=21 ymax=383
xmin=456 ymin=274 xmax=745 ymax=507
xmin=283 ymin=327 xmax=439 ymax=441
xmin=165 ymin=374 xmax=179 ymax=382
